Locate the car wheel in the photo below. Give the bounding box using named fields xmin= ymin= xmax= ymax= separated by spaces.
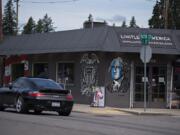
xmin=16 ymin=97 xmax=28 ymax=113
xmin=58 ymin=108 xmax=72 ymax=116
xmin=34 ymin=109 xmax=42 ymax=114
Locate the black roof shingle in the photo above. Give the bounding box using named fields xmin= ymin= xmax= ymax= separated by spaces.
xmin=0 ymin=26 xmax=179 ymax=55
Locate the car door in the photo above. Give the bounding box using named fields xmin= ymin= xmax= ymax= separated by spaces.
xmin=6 ymin=79 xmax=23 ymax=106
xmin=2 ymin=85 xmax=17 ymax=106
xmin=10 ymin=78 xmax=32 ymax=106
xmin=0 ymin=87 xmax=10 ymax=105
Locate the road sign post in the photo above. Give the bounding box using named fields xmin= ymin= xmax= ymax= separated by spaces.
xmin=140 ymin=34 xmax=152 ymax=112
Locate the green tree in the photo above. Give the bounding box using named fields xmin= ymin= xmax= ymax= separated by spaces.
xmin=3 ymin=0 xmax=17 ymax=35
xmin=121 ymin=20 xmax=127 ymax=28
xmin=149 ymin=1 xmax=164 ymax=29
xmin=171 ymin=0 xmax=180 ymax=29
xmin=35 ymin=19 xmax=44 ymax=33
xmin=42 ymin=14 xmax=55 ymax=33
xmin=22 ymin=17 xmax=36 ymax=34
xmin=149 ymin=0 xmax=180 ymax=29
xmin=129 ymin=16 xmax=138 ymax=28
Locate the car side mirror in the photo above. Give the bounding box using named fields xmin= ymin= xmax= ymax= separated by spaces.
xmin=8 ymin=83 xmax=13 ymax=89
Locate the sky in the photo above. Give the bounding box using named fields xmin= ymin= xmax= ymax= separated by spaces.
xmin=2 ymin=0 xmax=157 ymax=31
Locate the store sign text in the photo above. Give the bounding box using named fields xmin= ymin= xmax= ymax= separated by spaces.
xmin=120 ymin=34 xmax=173 ymax=46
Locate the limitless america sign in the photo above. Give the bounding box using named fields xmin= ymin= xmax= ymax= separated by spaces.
xmin=120 ymin=34 xmax=173 ymax=46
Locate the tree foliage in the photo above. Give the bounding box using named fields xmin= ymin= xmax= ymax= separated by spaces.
xmin=129 ymin=16 xmax=139 ymax=28
xmin=22 ymin=17 xmax=36 ymax=34
xmin=22 ymin=14 xmax=55 ymax=35
xmin=172 ymin=0 xmax=180 ymax=29
xmin=35 ymin=19 xmax=44 ymax=33
xmin=3 ymin=0 xmax=17 ymax=35
xmin=41 ymin=14 xmax=55 ymax=33
xmin=121 ymin=20 xmax=127 ymax=28
xmin=149 ymin=1 xmax=164 ymax=29
xmin=149 ymin=0 xmax=180 ymax=29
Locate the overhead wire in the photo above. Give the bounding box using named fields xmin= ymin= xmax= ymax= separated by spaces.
xmin=19 ymin=0 xmax=79 ymax=4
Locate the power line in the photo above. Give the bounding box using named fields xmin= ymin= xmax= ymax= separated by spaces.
xmin=19 ymin=0 xmax=79 ymax=4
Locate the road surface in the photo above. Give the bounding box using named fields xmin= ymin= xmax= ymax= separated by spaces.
xmin=0 ymin=109 xmax=180 ymax=135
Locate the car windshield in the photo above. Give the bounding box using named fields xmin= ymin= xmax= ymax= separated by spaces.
xmin=29 ymin=78 xmax=63 ymax=90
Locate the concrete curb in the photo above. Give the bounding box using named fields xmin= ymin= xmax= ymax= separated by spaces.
xmin=72 ymin=106 xmax=131 ymax=116
xmin=113 ymin=109 xmax=172 ymax=116
xmin=72 ymin=104 xmax=180 ymax=116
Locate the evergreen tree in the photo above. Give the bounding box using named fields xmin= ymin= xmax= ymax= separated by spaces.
xmin=121 ymin=20 xmax=127 ymax=28
xmin=42 ymin=14 xmax=55 ymax=33
xmin=3 ymin=0 xmax=17 ymax=35
xmin=171 ymin=0 xmax=180 ymax=29
xmin=149 ymin=0 xmax=180 ymax=29
xmin=129 ymin=16 xmax=138 ymax=28
xmin=22 ymin=17 xmax=36 ymax=34
xmin=35 ymin=19 xmax=44 ymax=33
xmin=149 ymin=1 xmax=164 ymax=28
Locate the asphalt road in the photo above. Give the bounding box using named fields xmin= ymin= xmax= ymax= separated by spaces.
xmin=0 ymin=109 xmax=180 ymax=135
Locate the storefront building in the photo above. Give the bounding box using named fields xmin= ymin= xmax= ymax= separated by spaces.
xmin=0 ymin=26 xmax=180 ymax=108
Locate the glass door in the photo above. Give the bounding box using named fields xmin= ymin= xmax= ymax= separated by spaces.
xmin=151 ymin=66 xmax=166 ymax=103
xmin=134 ymin=65 xmax=167 ymax=108
xmin=134 ymin=66 xmax=149 ymax=102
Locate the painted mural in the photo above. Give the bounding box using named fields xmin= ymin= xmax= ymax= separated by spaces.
xmin=80 ymin=53 xmax=100 ymax=96
xmin=107 ymin=57 xmax=130 ymax=93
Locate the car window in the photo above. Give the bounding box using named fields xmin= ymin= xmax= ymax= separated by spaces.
xmin=30 ymin=78 xmax=63 ymax=89
xmin=13 ymin=79 xmax=22 ymax=88
xmin=13 ymin=78 xmax=31 ymax=90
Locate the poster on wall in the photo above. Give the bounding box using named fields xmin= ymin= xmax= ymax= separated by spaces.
xmin=92 ymin=87 xmax=105 ymax=107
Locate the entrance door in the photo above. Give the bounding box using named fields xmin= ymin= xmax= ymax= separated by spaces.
xmin=12 ymin=64 xmax=24 ymax=81
xmin=134 ymin=66 xmax=167 ymax=108
xmin=150 ymin=66 xmax=166 ymax=107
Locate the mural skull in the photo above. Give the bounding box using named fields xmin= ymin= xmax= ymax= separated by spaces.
xmin=80 ymin=53 xmax=100 ymax=96
xmin=107 ymin=57 xmax=130 ymax=93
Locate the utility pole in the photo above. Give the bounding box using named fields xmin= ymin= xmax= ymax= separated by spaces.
xmin=164 ymin=0 xmax=169 ymax=29
xmin=0 ymin=0 xmax=3 ymax=41
xmin=14 ymin=0 xmax=19 ymax=34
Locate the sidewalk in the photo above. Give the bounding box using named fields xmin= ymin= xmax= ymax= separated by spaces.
xmin=72 ymin=104 xmax=180 ymax=116
xmin=115 ymin=108 xmax=180 ymax=116
xmin=73 ymin=104 xmax=131 ymax=116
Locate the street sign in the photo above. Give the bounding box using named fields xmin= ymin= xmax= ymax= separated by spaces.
xmin=140 ymin=45 xmax=152 ymax=63
xmin=140 ymin=33 xmax=152 ymax=112
xmin=140 ymin=34 xmax=152 ymax=45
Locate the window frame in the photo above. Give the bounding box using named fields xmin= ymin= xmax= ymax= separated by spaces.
xmin=32 ymin=62 xmax=48 ymax=77
xmin=56 ymin=61 xmax=75 ymax=85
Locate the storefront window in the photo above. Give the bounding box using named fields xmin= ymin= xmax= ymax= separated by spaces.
xmin=33 ymin=63 xmax=48 ymax=78
xmin=57 ymin=63 xmax=74 ymax=84
xmin=12 ymin=64 xmax=24 ymax=81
